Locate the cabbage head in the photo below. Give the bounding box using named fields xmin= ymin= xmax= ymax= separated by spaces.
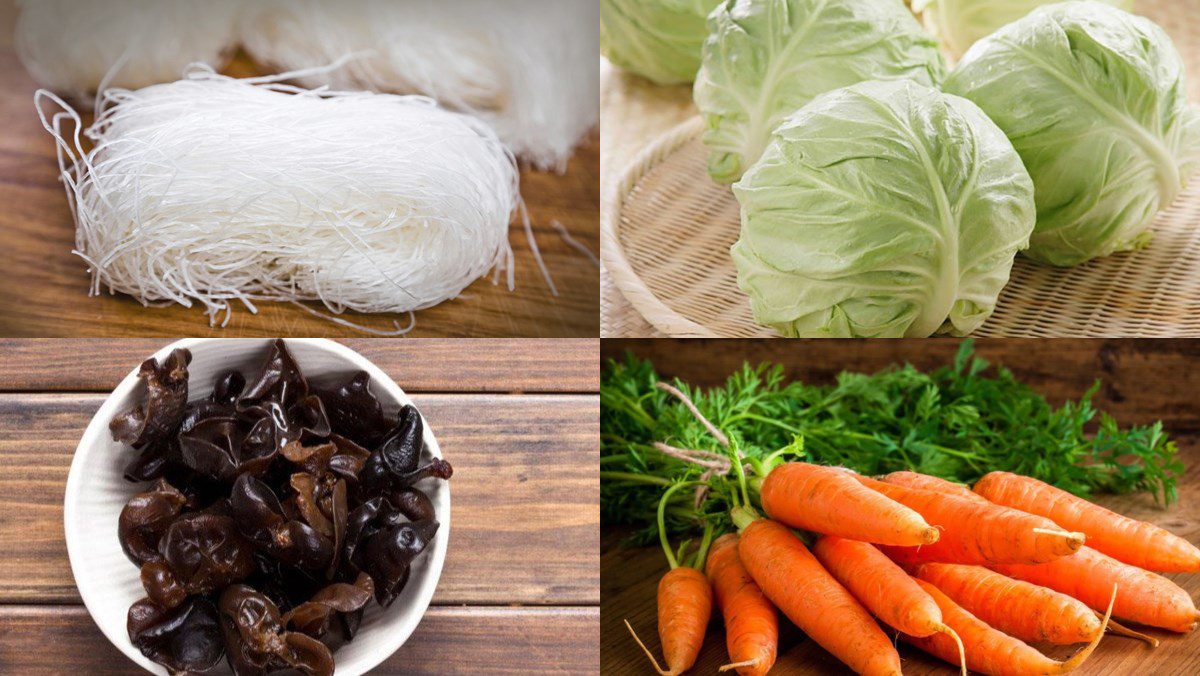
xmin=944 ymin=2 xmax=1200 ymax=266
xmin=694 ymin=0 xmax=946 ymax=184
xmin=914 ymin=0 xmax=1133 ymax=59
xmin=601 ymin=0 xmax=723 ymax=85
xmin=732 ymin=80 xmax=1035 ymax=338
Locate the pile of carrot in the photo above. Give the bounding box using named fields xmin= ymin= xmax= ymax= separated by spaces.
xmin=628 ymin=463 xmax=1200 ymax=675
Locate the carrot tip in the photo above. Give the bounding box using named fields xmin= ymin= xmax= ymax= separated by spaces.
xmin=624 ymin=618 xmax=675 ymax=676
xmin=719 ymin=658 xmax=759 ymax=672
xmin=920 ymin=527 xmax=940 ymax=545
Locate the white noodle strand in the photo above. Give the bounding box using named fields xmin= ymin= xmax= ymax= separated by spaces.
xmin=36 ymin=65 xmax=523 ymax=328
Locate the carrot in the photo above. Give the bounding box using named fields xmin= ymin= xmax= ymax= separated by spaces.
xmin=903 ymin=578 xmax=1114 ymax=676
xmin=626 ymin=481 xmax=714 ymax=675
xmin=856 ymin=475 xmax=1085 ymax=564
xmin=759 ymin=462 xmax=938 ymax=546
xmin=974 ymin=471 xmax=1200 ymax=573
xmin=733 ymin=511 xmax=902 ymax=676
xmin=881 ymin=471 xmax=987 ymax=503
xmin=705 ymin=534 xmax=778 ymax=676
xmin=914 ymin=562 xmax=1102 ymax=645
xmin=813 ymin=536 xmax=965 ymax=675
xmin=992 ymin=546 xmax=1200 ymax=633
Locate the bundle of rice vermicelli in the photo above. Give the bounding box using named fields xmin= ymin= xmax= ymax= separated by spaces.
xmin=36 ymin=65 xmax=522 ymax=331
xmin=239 ymin=0 xmax=600 ymax=171
xmin=15 ymin=0 xmax=241 ymax=102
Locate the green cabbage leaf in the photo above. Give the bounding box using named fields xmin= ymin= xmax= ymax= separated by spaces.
xmin=601 ymin=0 xmax=723 ymax=85
xmin=695 ymin=0 xmax=946 ymax=184
xmin=732 ymin=80 xmax=1036 ymax=337
xmin=914 ymin=0 xmax=1132 ymax=59
xmin=945 ymin=2 xmax=1200 ymax=266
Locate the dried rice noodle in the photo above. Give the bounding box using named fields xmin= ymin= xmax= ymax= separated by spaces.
xmin=239 ymin=0 xmax=600 ymax=171
xmin=36 ymin=64 xmax=522 ymax=330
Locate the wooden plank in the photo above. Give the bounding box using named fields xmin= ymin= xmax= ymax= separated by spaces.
xmin=0 ymin=393 xmax=599 ymax=605
xmin=0 ymin=44 xmax=600 ymax=338
xmin=602 ymin=338 xmax=1200 ymax=429
xmin=0 ymin=339 xmax=600 ymax=393
xmin=0 ymin=605 xmax=599 ymax=674
xmin=601 ymin=439 xmax=1200 ymax=675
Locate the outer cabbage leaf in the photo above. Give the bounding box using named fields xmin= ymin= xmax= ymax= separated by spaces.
xmin=600 ymin=0 xmax=722 ymax=85
xmin=944 ymin=2 xmax=1200 ymax=266
xmin=914 ymin=0 xmax=1132 ymax=59
xmin=732 ymin=80 xmax=1035 ymax=337
xmin=695 ymin=0 xmax=946 ymax=184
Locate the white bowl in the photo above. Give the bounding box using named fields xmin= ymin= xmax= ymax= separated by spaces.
xmin=64 ymin=338 xmax=450 ymax=675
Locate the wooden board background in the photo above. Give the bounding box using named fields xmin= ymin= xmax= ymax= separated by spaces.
xmin=0 ymin=2 xmax=599 ymax=337
xmin=0 ymin=339 xmax=600 ymax=673
xmin=601 ymin=339 xmax=1200 ymax=675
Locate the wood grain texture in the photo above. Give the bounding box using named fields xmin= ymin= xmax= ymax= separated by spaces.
xmin=0 ymin=40 xmax=600 ymax=337
xmin=0 ymin=392 xmax=599 ymax=605
xmin=603 ymin=440 xmax=1200 ymax=675
xmin=0 ymin=338 xmax=600 ymax=393
xmin=0 ymin=605 xmax=600 ymax=674
xmin=603 ymin=338 xmax=1200 ymax=428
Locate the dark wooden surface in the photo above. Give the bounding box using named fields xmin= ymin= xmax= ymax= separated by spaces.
xmin=0 ymin=3 xmax=600 ymax=338
xmin=0 ymin=339 xmax=600 ymax=673
xmin=601 ymin=339 xmax=1200 ymax=675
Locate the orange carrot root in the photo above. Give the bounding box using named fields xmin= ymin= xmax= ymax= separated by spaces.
xmin=859 ymin=475 xmax=1088 ymax=565
xmin=706 ymin=533 xmax=778 ymax=676
xmin=761 ymin=463 xmax=938 ymax=546
xmin=738 ymin=520 xmax=903 ymax=675
xmin=881 ymin=471 xmax=986 ymax=504
xmin=993 ymin=546 xmax=1200 ymax=633
xmin=974 ymin=471 xmax=1200 ymax=573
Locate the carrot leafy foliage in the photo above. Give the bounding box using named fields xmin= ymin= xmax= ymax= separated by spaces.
xmin=601 ymin=341 xmax=1182 ymax=544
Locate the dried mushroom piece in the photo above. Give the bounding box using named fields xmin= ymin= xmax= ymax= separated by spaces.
xmin=358 ymin=405 xmax=424 ymax=495
xmin=179 ymin=416 xmax=277 ymax=482
xmin=391 ymin=487 xmax=436 ymax=523
xmin=361 ymin=520 xmax=439 ymax=607
xmin=283 ymin=573 xmax=374 ymax=640
xmin=231 ymin=474 xmax=334 ymax=571
xmin=317 ymin=371 xmax=398 ymax=449
xmin=118 ymin=479 xmax=187 ymax=566
xmin=128 ymin=597 xmax=224 ymax=674
xmin=237 ymin=339 xmax=331 ymax=450
xmin=220 ymin=585 xmax=335 ymax=676
xmin=142 ymin=514 xmax=256 ymax=608
xmin=110 ymin=348 xmax=192 ymax=449
xmin=179 ymin=370 xmax=247 ymax=435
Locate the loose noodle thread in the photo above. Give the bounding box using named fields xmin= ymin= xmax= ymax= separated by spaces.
xmin=36 ymin=64 xmax=532 ymax=330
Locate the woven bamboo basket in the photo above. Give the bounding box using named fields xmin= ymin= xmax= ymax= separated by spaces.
xmin=602 ymin=0 xmax=1200 ymax=338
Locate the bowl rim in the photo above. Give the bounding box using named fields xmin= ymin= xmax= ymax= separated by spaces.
xmin=63 ymin=337 xmax=450 ymax=675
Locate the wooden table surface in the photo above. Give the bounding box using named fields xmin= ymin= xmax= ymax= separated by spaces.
xmin=0 ymin=338 xmax=600 ymax=674
xmin=0 ymin=1 xmax=600 ymax=338
xmin=600 ymin=339 xmax=1200 ymax=675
